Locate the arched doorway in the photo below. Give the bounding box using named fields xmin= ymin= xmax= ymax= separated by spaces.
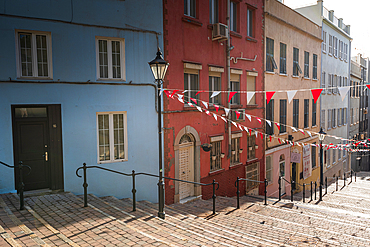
xmin=279 ymin=154 xmax=286 ymax=195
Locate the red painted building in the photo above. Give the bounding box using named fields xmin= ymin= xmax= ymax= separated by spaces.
xmin=163 ymin=0 xmax=265 ymax=204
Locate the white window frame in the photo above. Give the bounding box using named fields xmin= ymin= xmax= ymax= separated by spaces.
xmin=209 ymin=0 xmax=219 ymax=24
xmin=209 ymin=72 xmax=221 ymax=105
xmin=96 ymin=37 xmax=126 ymax=81
xmin=185 ymin=0 xmax=196 ymax=18
xmin=16 ymin=30 xmax=53 ymax=79
xmin=328 ymin=34 xmax=333 ymax=55
xmin=321 ymin=110 xmax=326 ymax=130
xmin=230 ymin=1 xmax=237 ymax=32
xmin=322 ymin=31 xmax=327 ymax=52
xmin=266 ymin=155 xmax=273 ymax=184
xmin=97 ymin=111 xmax=128 ymax=164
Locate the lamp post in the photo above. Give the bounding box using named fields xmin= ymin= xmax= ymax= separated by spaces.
xmin=149 ymin=48 xmax=169 ymax=219
xmin=318 ymin=128 xmax=326 ymax=201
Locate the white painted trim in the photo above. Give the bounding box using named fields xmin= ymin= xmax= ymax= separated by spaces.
xmin=184 ymin=63 xmax=202 ymax=70
xmin=210 ymin=135 xmax=224 ymax=142
xmin=246 ymin=71 xmax=258 ymax=77
xmin=231 ymin=68 xmax=243 ymax=75
xmin=209 ymin=66 xmax=224 ymax=73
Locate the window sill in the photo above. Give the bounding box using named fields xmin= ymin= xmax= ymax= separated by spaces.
xmin=246 ymin=104 xmax=258 ymax=108
xmin=209 ymin=168 xmax=225 ymax=176
xmin=230 ymin=31 xmax=242 ymax=39
xmin=303 ymin=77 xmax=310 ymax=80
xmin=279 ymin=73 xmax=288 ymax=77
xmin=246 ymin=36 xmax=257 ymax=43
xmin=97 ymin=78 xmax=126 ymax=82
xmin=279 ymin=132 xmax=287 ymax=136
xmin=313 ymin=78 xmax=318 ymax=81
xmin=18 ymin=76 xmax=53 ymax=80
xmin=230 ymin=162 xmax=243 ymax=169
xmin=246 ymin=158 xmax=259 ymax=165
xmin=182 ymin=16 xmax=203 ymax=27
xmin=265 ymin=71 xmax=275 ymax=75
xmin=328 ymin=53 xmax=333 ymax=57
xmin=322 ymin=50 xmax=327 ymax=54
xmin=292 ymin=75 xmax=300 ymax=79
xmin=230 ymin=104 xmax=243 ymax=109
xmin=98 ymin=159 xmax=128 ymax=164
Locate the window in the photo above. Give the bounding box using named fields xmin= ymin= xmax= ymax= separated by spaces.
xmin=247 ymin=8 xmax=254 ymax=37
xmin=293 ymin=47 xmax=301 ymax=76
xmin=341 ymin=108 xmax=344 ymax=125
xmin=209 ymin=0 xmax=218 ymax=24
xmin=293 ymin=99 xmax=299 ymax=128
xmin=280 ymin=100 xmax=287 ymax=133
xmin=304 ymin=51 xmax=309 ymax=78
xmin=338 ymin=143 xmax=341 ymax=160
xmin=17 ymin=31 xmax=52 ymax=78
xmin=246 ymin=163 xmax=259 ymax=192
xmin=312 ymin=99 xmax=317 ymax=127
xmin=280 ymin=43 xmax=287 ymax=74
xmin=351 ymin=80 xmax=354 ymax=97
xmin=230 ymin=74 xmax=240 ymax=105
xmin=344 ymin=108 xmax=347 ymax=124
xmin=344 ymin=44 xmax=348 ymax=61
xmin=333 ymin=75 xmax=337 ymax=94
xmin=231 ymin=136 xmax=241 ymax=164
xmin=333 ymin=149 xmax=336 ymax=164
xmin=247 ymin=76 xmax=256 ymax=105
xmin=97 ymin=37 xmax=125 ymax=80
xmin=332 ymin=108 xmax=336 ymax=128
xmin=247 ymin=134 xmax=256 ymax=160
xmin=304 ymin=99 xmax=309 ymax=128
xmin=266 ymin=156 xmax=273 ymax=184
xmin=351 ymin=108 xmax=354 ymax=124
xmin=311 ymin=143 xmax=316 ymax=168
xmin=328 ymin=74 xmax=332 ymax=94
xmin=321 ymin=110 xmax=325 ymax=130
xmin=339 ymin=40 xmax=342 ymax=59
xmin=230 ymin=1 xmax=238 ymax=32
xmin=184 ymin=0 xmax=196 ymax=18
xmin=209 ymin=74 xmax=221 ymax=105
xmin=210 ymin=139 xmax=222 ymax=171
xmin=333 ymin=36 xmax=338 ymax=57
xmin=328 ymin=34 xmax=333 ymax=55
xmin=321 ymin=72 xmax=326 ymax=93
xmin=313 ymin=54 xmax=318 ymax=80
xmin=184 ymin=70 xmax=199 ymax=105
xmin=266 ymin=100 xmax=274 ymax=135
xmin=322 ymin=31 xmax=327 ymax=52
xmin=266 ymin=38 xmax=277 ymax=72
xmin=327 ymin=149 xmax=331 ymax=167
xmin=337 ymin=109 xmax=341 ymax=126
xmin=97 ymin=112 xmax=127 ymax=163
xmin=327 ymin=109 xmax=331 ymax=130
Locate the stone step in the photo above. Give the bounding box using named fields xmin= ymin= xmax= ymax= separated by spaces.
xmin=0 ymin=201 xmax=22 ymax=247
xmin=116 ymin=197 xmax=268 ymax=247
xmin=80 ymin=194 xmax=203 ymax=247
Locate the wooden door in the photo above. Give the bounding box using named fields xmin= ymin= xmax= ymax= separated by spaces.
xmin=179 ymin=142 xmax=194 ymax=200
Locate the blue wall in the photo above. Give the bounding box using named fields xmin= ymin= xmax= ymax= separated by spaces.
xmin=0 ymin=0 xmax=163 ymax=202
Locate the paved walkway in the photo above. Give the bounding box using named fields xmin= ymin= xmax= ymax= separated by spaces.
xmin=1 ymin=172 xmax=370 ymax=246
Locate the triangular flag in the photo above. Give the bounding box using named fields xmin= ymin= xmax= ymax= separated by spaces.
xmin=214 ymin=105 xmax=220 ymax=112
xmin=177 ymin=96 xmax=184 ymax=103
xmin=249 ymin=129 xmax=252 ymax=136
xmin=225 ymin=108 xmax=230 ymax=117
xmin=266 ymin=91 xmax=276 ymax=105
xmin=202 ymin=101 xmax=208 ymax=109
xmin=195 ymin=90 xmax=205 ymax=96
xmin=188 ymin=102 xmax=194 ymax=107
xmin=164 ymin=90 xmax=171 ymax=98
xmin=228 ymin=92 xmax=237 ymax=103
xmin=190 ymin=98 xmax=197 ymax=104
xmin=299 ymin=129 xmax=305 ymax=135
xmin=246 ymin=114 xmax=251 ymax=122
xmin=205 ymin=110 xmax=211 ymax=116
xmin=244 ymin=126 xmax=248 ymax=132
xmin=311 ymin=88 xmax=323 ymax=103
xmin=275 ymin=122 xmax=280 ymax=130
xmin=238 ymin=124 xmax=243 ymax=131
xmin=211 ymin=91 xmax=221 ymax=98
xmin=177 ymin=94 xmax=183 ymax=100
xmin=367 ymin=85 xmax=370 ymax=91
xmin=255 ymin=131 xmax=258 ymax=138
xmin=213 ymin=113 xmax=217 ymax=121
xmin=232 ymin=121 xmax=238 ymax=128
xmin=247 ymin=92 xmax=255 ymax=104
xmin=297 ymin=143 xmax=301 ymax=147
xmin=220 ymin=116 xmax=227 ymax=122
xmin=170 ymin=90 xmax=179 ymax=98
xmin=287 ymin=90 xmax=297 ymax=104
xmin=269 ymin=136 xmax=272 ymax=142
xmin=256 ymin=117 xmax=262 ymax=124
xmin=278 ymin=138 xmax=281 ymax=144
xmin=291 ymin=127 xmax=297 ymax=132
xmin=260 ymin=132 xmax=264 ymax=139
xmin=307 ymin=131 xmax=312 ymax=137
xmin=196 ymin=106 xmax=202 ymax=112
xmin=338 ymin=87 xmax=350 ymax=101
xmin=266 ymin=120 xmax=271 ymax=127
xmin=235 ymin=111 xmax=241 ymax=119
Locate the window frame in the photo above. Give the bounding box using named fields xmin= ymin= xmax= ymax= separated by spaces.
xmin=293 ymin=99 xmax=299 ymax=128
xmin=96 ymin=37 xmax=126 ymax=81
xmin=230 ymin=1 xmax=238 ymax=32
xmin=321 ymin=109 xmax=325 ymax=130
xmin=266 ymin=156 xmax=273 ymax=184
xmin=313 ymin=54 xmax=318 ymax=80
xmin=266 ymin=99 xmax=274 ymax=135
xmin=293 ymin=47 xmax=301 ymax=76
xmin=209 ymin=0 xmax=219 ymax=24
xmin=247 ymin=134 xmax=256 ymax=161
xmin=231 ymin=136 xmax=241 ymax=165
xmin=184 ymin=70 xmax=200 ymax=106
xmin=280 ymin=99 xmax=287 ymax=133
xmin=279 ymin=42 xmax=287 ymax=75
xmin=246 ymin=162 xmax=259 ymax=192
xmin=304 ymin=99 xmax=309 ymax=128
xmin=210 ymin=139 xmax=222 ymax=171
xmin=96 ymin=111 xmax=128 ymax=164
xmin=304 ymin=51 xmax=310 ymax=78
xmin=247 ymin=7 xmax=254 ymax=37
xmin=312 ymin=99 xmax=317 ymax=127
xmin=322 ymin=31 xmax=327 ymax=52
xmin=16 ymin=30 xmax=53 ymax=79
xmin=311 ymin=143 xmax=316 ymax=168
xmin=184 ymin=0 xmax=196 ymax=18
xmin=266 ymin=38 xmax=277 ymax=72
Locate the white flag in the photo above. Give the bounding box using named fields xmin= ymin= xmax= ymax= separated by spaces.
xmin=202 ymin=101 xmax=208 ymax=109
xmin=211 ymin=91 xmax=221 ymax=98
xmin=255 ymin=131 xmax=258 ymax=138
xmin=196 ymin=106 xmax=202 ymax=112
xmin=159 ymin=88 xmax=165 ymax=96
xmin=232 ymin=121 xmax=238 ymax=128
xmin=220 ymin=116 xmax=227 ymax=122
xmin=213 ymin=113 xmax=217 ymax=121
xmin=306 ymin=131 xmax=312 ymax=137
xmin=266 ymin=120 xmax=271 ymax=127
xmin=245 ymin=114 xmax=251 ymax=121
xmin=225 ymin=108 xmax=230 ymax=117
xmin=291 ymin=127 xmax=297 ymax=132
xmin=338 ymin=87 xmax=350 ymax=101
xmin=244 ymin=126 xmax=248 ymax=132
xmin=287 ymin=90 xmax=297 ymax=104
xmin=247 ymin=92 xmax=255 ymax=104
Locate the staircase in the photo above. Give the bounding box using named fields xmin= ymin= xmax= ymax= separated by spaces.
xmin=1 ymin=172 xmax=370 ymax=246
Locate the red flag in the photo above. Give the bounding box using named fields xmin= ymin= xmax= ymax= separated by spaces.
xmin=278 ymin=138 xmax=281 ymax=144
xmin=269 ymin=136 xmax=272 ymax=142
xmin=214 ymin=105 xmax=219 ymax=113
xmin=249 ymin=129 xmax=252 ymax=136
xmin=256 ymin=117 xmax=262 ymax=124
xmin=228 ymin=92 xmax=237 ymax=103
xmin=260 ymin=132 xmax=264 ymax=139
xmin=164 ymin=90 xmax=171 ymax=98
xmin=195 ymin=90 xmax=205 ymax=96
xmin=235 ymin=111 xmax=241 ymax=119
xmin=275 ymin=122 xmax=280 ymax=130
xmin=170 ymin=90 xmax=179 ymax=98
xmin=266 ymin=91 xmax=276 ymax=105
xmin=311 ymin=88 xmax=323 ymax=103
xmin=367 ymin=85 xmax=370 ymax=91
xmin=190 ymin=98 xmax=197 ymax=104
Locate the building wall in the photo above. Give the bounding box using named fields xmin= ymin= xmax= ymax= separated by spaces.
xmin=265 ymin=0 xmax=321 ymax=193
xmin=0 ymin=0 xmax=163 ymax=202
xmin=163 ymin=0 xmax=265 ymax=204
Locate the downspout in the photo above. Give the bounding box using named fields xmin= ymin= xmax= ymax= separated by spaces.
xmin=348 ymin=39 xmax=352 ymax=171
xmin=227 ymin=0 xmax=231 ymax=161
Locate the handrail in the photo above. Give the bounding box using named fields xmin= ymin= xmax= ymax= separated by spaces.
xmin=235 ymin=177 xmax=268 ymax=208
xmin=0 ymin=161 xmax=31 ymax=210
xmin=76 ymin=163 xmax=220 ymax=217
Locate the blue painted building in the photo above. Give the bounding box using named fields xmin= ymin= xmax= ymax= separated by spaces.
xmin=0 ymin=0 xmax=163 ymax=202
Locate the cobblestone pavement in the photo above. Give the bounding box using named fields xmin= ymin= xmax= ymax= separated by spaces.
xmin=1 ymin=172 xmax=370 ymax=246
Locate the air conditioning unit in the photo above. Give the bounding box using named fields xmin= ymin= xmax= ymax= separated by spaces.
xmin=212 ymin=23 xmax=228 ymax=41
xmin=231 ymin=109 xmax=245 ymax=122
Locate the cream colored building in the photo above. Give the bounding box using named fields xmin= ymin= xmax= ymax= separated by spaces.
xmin=264 ymin=0 xmax=321 ymax=197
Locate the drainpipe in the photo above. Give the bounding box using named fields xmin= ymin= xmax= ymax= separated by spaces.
xmin=227 ymin=0 xmax=231 ymax=161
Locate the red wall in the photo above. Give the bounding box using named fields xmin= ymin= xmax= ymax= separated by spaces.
xmin=163 ymin=0 xmax=265 ymax=204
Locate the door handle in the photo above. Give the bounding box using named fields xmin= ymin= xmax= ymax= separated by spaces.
xmin=44 ymin=151 xmax=48 ymax=161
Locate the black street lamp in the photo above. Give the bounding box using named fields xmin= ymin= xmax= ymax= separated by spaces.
xmin=318 ymin=127 xmax=326 ymax=201
xmin=149 ymin=48 xmax=169 ymax=219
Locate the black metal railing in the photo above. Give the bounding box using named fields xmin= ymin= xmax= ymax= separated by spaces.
xmin=76 ymin=163 xmax=220 ymax=217
xmin=235 ymin=177 xmax=268 ymax=208
xmin=292 ymin=181 xmax=307 ymax=203
xmin=278 ymin=176 xmax=294 ymax=202
xmin=0 ymin=161 xmax=31 ymax=210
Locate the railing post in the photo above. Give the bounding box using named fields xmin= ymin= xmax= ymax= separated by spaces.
xmin=314 ymin=182 xmax=317 ymax=200
xmin=325 ymin=177 xmax=327 ymax=195
xmin=310 ymin=181 xmax=313 ymax=201
xmin=18 ymin=161 xmax=24 ymax=210
xmin=132 ymin=170 xmax=136 ymax=212
xmin=303 ymin=183 xmax=305 ymax=203
xmin=278 ymin=176 xmax=281 ymax=201
xmin=351 ymin=170 xmax=353 ymax=183
xmin=264 ymin=179 xmax=268 ymax=206
xmin=344 ymin=173 xmax=346 ymax=187
xmin=290 ymin=180 xmax=294 ymax=202
xmin=236 ymin=177 xmax=240 ymax=209
xmin=355 ymin=172 xmax=357 ymax=182
xmin=336 ymin=176 xmax=338 ymax=191
xmin=83 ymin=163 xmax=88 ymax=207
xmin=212 ymin=179 xmax=216 ymax=215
